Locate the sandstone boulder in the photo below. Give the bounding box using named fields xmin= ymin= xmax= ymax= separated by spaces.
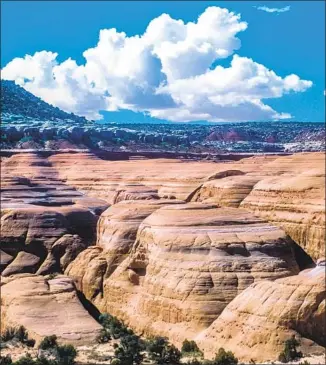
xmin=2 ymin=252 xmax=40 ymax=277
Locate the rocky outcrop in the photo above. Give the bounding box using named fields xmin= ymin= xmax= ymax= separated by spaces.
xmin=196 ymin=263 xmax=326 ymax=363
xmin=2 ymin=252 xmax=40 ymax=276
xmin=94 ymin=204 xmax=300 ymax=343
xmin=1 ymin=151 xmax=325 ymax=361
xmin=0 ymin=154 xmax=107 ymax=275
xmin=66 ymin=199 xmax=184 ymax=300
xmin=191 ymin=175 xmax=261 ymax=207
xmin=49 ymin=153 xmax=254 ymax=201
xmin=242 ymin=154 xmax=325 ymax=260
xmin=0 ymin=274 xmax=102 ymax=345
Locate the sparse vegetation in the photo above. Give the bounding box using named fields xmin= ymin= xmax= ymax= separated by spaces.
xmin=202 ymin=348 xmax=238 ymax=365
xmin=56 ymin=344 xmax=77 ymax=365
xmin=278 ymin=335 xmax=303 ymax=363
xmin=113 ymin=334 xmax=144 ymax=365
xmin=47 ymin=273 xmax=58 ymax=280
xmin=181 ymin=339 xmax=203 ymax=357
xmin=184 ymin=359 xmax=203 ymax=365
xmin=96 ymin=328 xmax=111 ymax=344
xmin=38 ymin=335 xmax=58 ymax=350
xmin=98 ymin=313 xmax=133 ymax=339
xmin=0 ymin=355 xmax=13 ymax=365
xmin=0 ymin=326 xmax=35 ymax=348
xmin=146 ymin=336 xmax=181 ymax=364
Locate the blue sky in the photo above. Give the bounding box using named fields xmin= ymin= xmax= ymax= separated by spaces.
xmin=1 ymin=1 xmax=325 ymax=123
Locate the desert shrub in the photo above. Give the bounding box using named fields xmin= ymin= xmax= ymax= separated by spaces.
xmin=114 ymin=334 xmax=144 ymax=365
xmin=96 ymin=328 xmax=111 ymax=344
xmin=110 ymin=360 xmax=121 ymax=365
xmin=206 ymin=348 xmax=238 ymax=365
xmin=184 ymin=360 xmax=203 ymax=365
xmin=14 ymin=354 xmax=35 ymax=365
xmin=56 ymin=344 xmax=77 ymax=365
xmin=15 ymin=326 xmax=29 ymax=343
xmin=38 ymin=335 xmax=58 ymax=350
xmin=34 ymin=358 xmax=58 ymax=365
xmin=146 ymin=336 xmax=181 ymax=364
xmin=0 ymin=355 xmax=13 ymax=365
xmin=1 ymin=327 xmax=17 ymax=342
xmin=181 ymin=340 xmax=202 ymax=356
xmin=98 ymin=313 xmax=133 ymax=339
xmin=278 ymin=336 xmax=302 ymax=363
xmin=0 ymin=326 xmax=34 ymax=347
xmin=47 ymin=273 xmax=58 ymax=280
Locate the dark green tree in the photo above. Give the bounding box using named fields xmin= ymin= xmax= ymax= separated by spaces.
xmin=114 ymin=334 xmax=144 ymax=365
xmin=181 ymin=340 xmax=202 ymax=355
xmin=278 ymin=335 xmax=302 ymax=363
xmin=56 ymin=344 xmax=77 ymax=365
xmin=209 ymin=348 xmax=238 ymax=365
xmin=146 ymin=337 xmax=181 ymax=364
xmin=38 ymin=335 xmax=58 ymax=350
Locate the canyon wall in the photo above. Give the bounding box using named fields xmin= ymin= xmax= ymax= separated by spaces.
xmin=1 ymin=151 xmax=325 ymax=362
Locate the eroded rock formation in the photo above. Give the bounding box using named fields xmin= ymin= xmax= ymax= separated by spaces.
xmin=196 ymin=262 xmax=326 ymax=362
xmin=1 ymin=151 xmax=325 ymax=360
xmin=74 ymin=204 xmax=301 ymax=344
xmin=0 ymin=274 xmax=102 ymax=345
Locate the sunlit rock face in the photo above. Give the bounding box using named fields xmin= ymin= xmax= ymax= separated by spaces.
xmin=0 ymin=274 xmax=102 ymax=345
xmin=1 ymin=151 xmax=325 ymax=360
xmin=98 ymin=204 xmax=300 ymax=343
xmin=241 ymin=153 xmax=325 ymax=261
xmin=191 ymin=175 xmax=261 ymax=207
xmin=196 ymin=263 xmax=326 ymax=363
xmin=65 ymin=199 xmax=184 ymax=301
xmin=0 ymin=153 xmax=107 ymax=276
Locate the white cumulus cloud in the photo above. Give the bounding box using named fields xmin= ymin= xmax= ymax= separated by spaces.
xmin=2 ymin=6 xmax=311 ymax=122
xmin=255 ymin=5 xmax=290 ymax=13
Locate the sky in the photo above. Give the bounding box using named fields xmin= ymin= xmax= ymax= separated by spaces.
xmin=1 ymin=1 xmax=325 ymax=123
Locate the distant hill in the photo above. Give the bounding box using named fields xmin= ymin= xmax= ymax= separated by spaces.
xmin=1 ymin=80 xmax=88 ymax=123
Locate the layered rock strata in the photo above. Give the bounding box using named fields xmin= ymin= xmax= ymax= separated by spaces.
xmin=77 ymin=204 xmax=301 ymax=343
xmin=0 ymin=274 xmax=102 ymax=345
xmin=65 ymin=199 xmax=184 ymax=300
xmin=197 ymin=262 xmax=326 ymax=362
xmin=0 ymin=154 xmax=107 ymax=276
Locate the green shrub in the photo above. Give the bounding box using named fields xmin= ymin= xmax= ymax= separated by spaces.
xmin=146 ymin=336 xmax=181 ymax=364
xmin=47 ymin=273 xmax=58 ymax=280
xmin=181 ymin=340 xmax=202 ymax=356
xmin=96 ymin=328 xmax=111 ymax=344
xmin=0 ymin=355 xmax=13 ymax=365
xmin=56 ymin=344 xmax=77 ymax=365
xmin=98 ymin=313 xmax=133 ymax=339
xmin=38 ymin=335 xmax=58 ymax=350
xmin=184 ymin=360 xmax=202 ymax=365
xmin=114 ymin=334 xmax=144 ymax=365
xmin=0 ymin=326 xmax=34 ymax=347
xmin=25 ymin=339 xmax=36 ymax=348
xmin=278 ymin=336 xmax=303 ymax=363
xmin=209 ymin=348 xmax=238 ymax=365
xmin=14 ymin=354 xmax=35 ymax=365
xmin=110 ymin=359 xmax=121 ymax=365
xmin=34 ymin=358 xmax=58 ymax=365
xmin=1 ymin=328 xmax=17 ymax=342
